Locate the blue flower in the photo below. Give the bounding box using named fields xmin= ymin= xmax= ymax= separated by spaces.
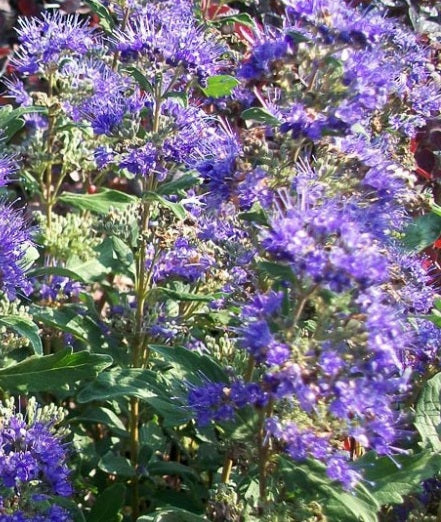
xmin=0 ymin=203 xmax=32 ymax=299
xmin=0 ymin=399 xmax=72 ymax=520
xmin=13 ymin=11 xmax=96 ymax=74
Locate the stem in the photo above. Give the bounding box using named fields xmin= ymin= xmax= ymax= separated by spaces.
xmin=307 ymin=63 xmax=319 ymax=91
xmin=244 ymin=355 xmax=255 ymax=383
xmin=162 ymin=66 xmax=183 ymax=97
xmin=129 ymin=194 xmax=148 ymax=521
xmin=153 ymin=83 xmax=162 ymax=136
xmin=129 ymin=397 xmax=140 ymax=520
xmin=292 ymin=284 xmax=319 ymax=330
xmin=129 ymin=88 xmax=162 ymax=521
xmin=51 ymin=161 xmax=69 ymax=203
xmin=257 ymin=409 xmax=267 ymax=505
xmin=45 ymin=73 xmax=56 ymax=232
xmin=221 ymin=355 xmax=256 ymax=485
xmin=257 ymin=400 xmax=273 ymax=512
xmin=220 ymin=453 xmax=233 ymax=483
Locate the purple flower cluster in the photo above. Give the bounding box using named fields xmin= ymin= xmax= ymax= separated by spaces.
xmin=0 ymin=417 xmax=71 ymax=495
xmin=3 ymin=0 xmax=441 ymax=506
xmin=188 ymin=150 xmax=441 ymax=487
xmin=0 ymin=204 xmax=32 ymax=299
xmin=147 ymin=238 xmax=215 ymax=285
xmin=238 ymin=0 xmax=441 ymax=147
xmin=262 ymin=188 xmax=389 ymax=292
xmin=237 ymin=291 xmax=290 ymax=365
xmin=0 ymin=155 xmax=16 ymax=187
xmin=12 ymin=11 xmax=96 ymax=75
xmin=188 ymin=380 xmax=268 ymax=427
xmin=239 ymin=33 xmax=289 ymax=81
xmin=113 ymin=1 xmax=225 ymax=85
xmin=37 ymin=276 xmax=82 ymax=302
xmin=0 ymin=400 xmax=72 ymax=520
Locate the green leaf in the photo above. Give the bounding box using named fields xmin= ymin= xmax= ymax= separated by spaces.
xmin=358 ymin=451 xmax=441 ymax=505
xmin=153 ymin=489 xmax=206 ymax=513
xmin=201 ymin=75 xmax=240 ymax=98
xmin=144 ymin=397 xmax=191 ymax=427
xmin=0 ymin=315 xmax=42 ymax=355
xmin=77 ymin=368 xmax=191 ymax=427
xmin=66 ymin=237 xmax=135 ymax=283
xmin=350 ymin=123 xmax=370 ymax=138
xmin=144 ymin=192 xmax=186 ymax=220
xmin=157 ymin=174 xmax=201 ymax=195
xmin=415 ymin=372 xmax=441 ymax=450
xmin=72 ymin=407 xmax=128 ymax=438
xmin=0 ymin=348 xmax=112 ymax=392
xmin=258 ymin=261 xmax=296 ymax=282
xmin=0 ymin=105 xmax=48 ymax=141
xmin=239 ymin=202 xmax=268 ymax=226
xmin=325 ymin=484 xmax=378 ymax=522
xmin=86 ymin=483 xmax=126 ymax=522
xmin=20 ymin=245 xmax=40 ymax=272
xmin=77 ymin=368 xmax=162 ymax=403
xmin=32 ymin=305 xmax=108 ymax=349
xmin=425 ymin=308 xmax=441 ymax=328
xmin=137 ymin=509 xmax=208 ymax=521
xmin=164 ymin=91 xmax=188 ymax=107
xmin=148 ymin=461 xmax=200 ymax=482
xmin=139 ymin=445 xmax=153 ymax=467
xmin=123 ymin=66 xmax=153 ymax=94
xmin=286 ymin=29 xmax=310 ymax=43
xmin=111 ymin=237 xmax=135 ymax=278
xmin=156 ymin=287 xmax=223 ymax=302
xmin=241 ymin=107 xmax=281 ymax=126
xmin=66 ymin=256 xmax=109 ymax=283
xmin=150 ymin=344 xmax=227 ymax=385
xmin=84 ymin=0 xmax=115 ymax=32
xmin=279 ymin=457 xmax=379 ymax=522
xmin=402 ymin=213 xmax=441 ymax=251
xmin=59 ymin=189 xmax=138 ymax=214
xmin=28 ymin=266 xmax=86 ymax=283
xmin=99 ymin=452 xmax=135 ymax=477
xmin=431 ymin=203 xmax=441 ymax=218
xmin=211 ymin=12 xmax=254 ymax=27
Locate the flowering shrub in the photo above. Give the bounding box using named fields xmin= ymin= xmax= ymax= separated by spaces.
xmin=0 ymin=0 xmax=440 ymax=520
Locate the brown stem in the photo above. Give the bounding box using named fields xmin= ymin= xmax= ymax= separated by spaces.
xmin=244 ymin=355 xmax=255 ymax=383
xmin=129 ymin=195 xmax=148 ymax=522
xmin=43 ymin=336 xmax=52 ymax=356
xmin=129 ymin=88 xmax=162 ymax=519
xmin=257 ymin=400 xmax=273 ymax=512
xmin=221 ymin=453 xmax=233 ymax=483
xmin=292 ymin=284 xmax=319 ymax=330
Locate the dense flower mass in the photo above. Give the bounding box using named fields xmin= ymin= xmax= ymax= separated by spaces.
xmin=0 ymin=0 xmax=440 ymax=519
xmin=0 ymin=203 xmax=32 ymax=299
xmin=185 ymin=0 xmax=441 ymax=493
xmin=112 ymin=0 xmax=225 ymax=84
xmin=12 ymin=11 xmax=96 ymax=74
xmin=0 ymin=399 xmax=72 ymax=520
